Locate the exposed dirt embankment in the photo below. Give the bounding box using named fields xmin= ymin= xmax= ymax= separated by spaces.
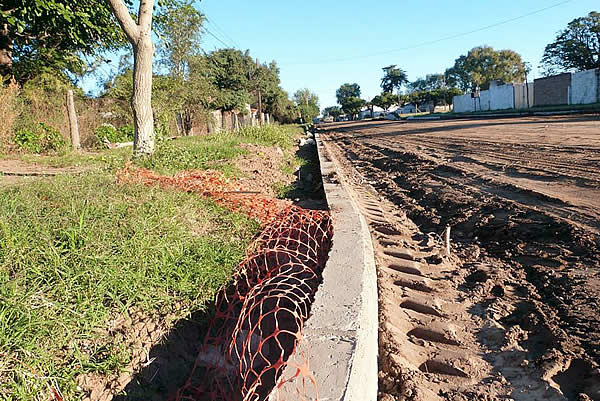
xmin=319 ymin=116 xmax=600 ymax=401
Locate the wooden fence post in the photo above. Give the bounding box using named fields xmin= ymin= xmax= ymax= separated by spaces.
xmin=66 ymin=90 xmax=81 ymax=151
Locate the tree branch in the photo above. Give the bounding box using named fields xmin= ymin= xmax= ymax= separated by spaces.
xmin=106 ymin=0 xmax=139 ymax=43
xmin=138 ymin=0 xmax=154 ymax=31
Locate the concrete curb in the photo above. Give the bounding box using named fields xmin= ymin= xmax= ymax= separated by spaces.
xmin=271 ymin=134 xmax=379 ymax=400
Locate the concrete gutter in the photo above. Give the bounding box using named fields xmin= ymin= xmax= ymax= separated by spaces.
xmin=272 ymin=134 xmax=379 ymax=400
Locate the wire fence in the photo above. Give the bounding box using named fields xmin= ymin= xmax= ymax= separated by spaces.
xmin=117 ymin=166 xmax=333 ymax=400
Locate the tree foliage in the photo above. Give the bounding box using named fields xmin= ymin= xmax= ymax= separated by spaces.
xmin=341 ymin=96 xmax=366 ymax=118
xmin=542 ymin=11 xmax=600 ymax=74
xmin=0 ymin=0 xmax=126 ymax=81
xmin=406 ymin=88 xmax=463 ymax=108
xmin=293 ymin=88 xmax=320 ymax=122
xmin=336 ymin=83 xmax=365 ymax=118
xmin=336 ymin=83 xmax=361 ymax=105
xmin=381 ymin=66 xmax=408 ymax=93
xmin=371 ymin=92 xmax=399 ymax=110
xmin=409 ymin=74 xmax=446 ymax=92
xmin=445 ymin=46 xmax=526 ymax=91
xmin=323 ymin=106 xmax=342 ymax=118
xmin=156 ymin=0 xmax=204 ymax=79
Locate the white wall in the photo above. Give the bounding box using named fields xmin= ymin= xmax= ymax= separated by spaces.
xmin=477 ymin=90 xmax=491 ymax=111
xmin=490 ymin=83 xmax=515 ymax=110
xmin=514 ymin=83 xmax=534 ymax=109
xmin=571 ymin=69 xmax=599 ymax=105
xmin=453 ymin=94 xmax=475 ymax=113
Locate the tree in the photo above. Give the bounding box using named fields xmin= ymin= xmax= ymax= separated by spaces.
xmin=156 ymin=1 xmax=203 ymax=79
xmin=445 ymin=46 xmax=526 ymax=91
xmin=107 ymin=0 xmax=157 ymax=157
xmin=323 ymin=106 xmax=342 ymax=118
xmin=409 ymin=74 xmax=446 ymax=92
xmin=371 ymin=92 xmax=398 ymax=111
xmin=293 ymin=88 xmax=320 ymax=122
xmin=381 ymin=65 xmax=408 ymax=94
xmin=200 ymin=48 xmax=253 ymax=111
xmin=342 ymin=96 xmax=366 ymax=119
xmin=155 ymin=1 xmax=204 ymax=135
xmin=542 ymin=11 xmax=600 ymax=74
xmin=336 ymin=83 xmax=361 ymax=105
xmin=0 ymin=0 xmax=125 ymax=81
xmin=267 ymin=88 xmax=298 ymax=124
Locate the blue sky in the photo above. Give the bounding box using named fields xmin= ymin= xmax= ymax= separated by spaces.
xmin=85 ymin=0 xmax=598 ymax=110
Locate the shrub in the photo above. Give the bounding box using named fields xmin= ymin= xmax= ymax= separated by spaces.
xmin=95 ymin=124 xmax=134 ymax=144
xmin=39 ymin=123 xmax=66 ymax=152
xmin=14 ymin=123 xmax=65 ymax=154
xmin=14 ymin=128 xmax=42 ymax=153
xmin=118 ymin=125 xmax=134 ymax=141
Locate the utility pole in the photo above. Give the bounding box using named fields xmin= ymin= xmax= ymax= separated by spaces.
xmin=66 ymin=90 xmax=81 ymax=152
xmin=256 ymin=58 xmax=262 ymax=125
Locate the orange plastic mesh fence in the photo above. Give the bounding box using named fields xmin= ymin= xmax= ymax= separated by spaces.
xmin=116 ymin=166 xmax=333 ymax=400
xmin=116 ymin=165 xmax=291 ymax=225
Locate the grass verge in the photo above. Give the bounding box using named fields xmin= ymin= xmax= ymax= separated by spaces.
xmin=0 ymin=125 xmax=303 ymax=175
xmin=0 ymin=173 xmax=259 ymax=399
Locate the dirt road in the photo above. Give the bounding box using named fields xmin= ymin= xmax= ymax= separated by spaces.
xmin=318 ymin=116 xmax=600 ymax=400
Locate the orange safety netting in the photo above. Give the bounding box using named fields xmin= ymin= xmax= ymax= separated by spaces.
xmin=116 ymin=166 xmax=333 ymax=401
xmin=116 ymin=164 xmax=291 ymax=225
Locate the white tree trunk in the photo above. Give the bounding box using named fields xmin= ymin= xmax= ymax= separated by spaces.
xmin=107 ymin=0 xmax=155 ymax=157
xmin=131 ymin=36 xmax=154 ymax=156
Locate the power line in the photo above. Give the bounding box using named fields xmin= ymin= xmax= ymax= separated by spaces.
xmin=281 ymin=0 xmax=576 ymax=66
xmin=205 ymin=16 xmax=241 ymax=49
xmin=204 ymin=27 xmax=233 ymax=48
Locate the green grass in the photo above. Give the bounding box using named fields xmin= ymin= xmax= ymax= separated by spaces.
xmin=0 ymin=173 xmax=260 ymax=399
xmin=0 ymin=125 xmax=303 ymax=176
xmin=0 ymin=124 xmax=306 ymax=399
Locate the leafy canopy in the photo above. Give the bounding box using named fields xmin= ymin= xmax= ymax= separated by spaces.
xmin=323 ymin=106 xmax=342 ymax=118
xmin=0 ymin=0 xmax=126 ymax=81
xmin=445 ymin=46 xmax=526 ymax=91
xmin=341 ymin=96 xmax=366 ymax=117
xmin=381 ymin=66 xmax=408 ymax=94
xmin=409 ymin=74 xmax=447 ymax=92
xmin=293 ymin=88 xmax=320 ymax=122
xmin=371 ymin=92 xmax=399 ymax=110
xmin=336 ymin=83 xmax=361 ymax=106
xmin=542 ymin=11 xmax=600 ymax=74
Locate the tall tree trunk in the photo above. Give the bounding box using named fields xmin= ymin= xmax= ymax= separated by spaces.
xmin=131 ymin=35 xmax=154 ymax=155
xmin=0 ymin=23 xmax=12 ymax=77
xmin=107 ymin=0 xmax=155 ymax=157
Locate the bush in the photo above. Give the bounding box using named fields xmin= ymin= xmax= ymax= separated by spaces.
xmin=118 ymin=125 xmax=134 ymax=140
xmin=95 ymin=124 xmax=134 ymax=144
xmin=14 ymin=128 xmax=42 ymax=153
xmin=14 ymin=123 xmax=65 ymax=154
xmin=39 ymin=123 xmax=65 ymax=152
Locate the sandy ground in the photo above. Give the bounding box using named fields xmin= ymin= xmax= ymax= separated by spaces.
xmin=318 ymin=115 xmax=600 ymax=401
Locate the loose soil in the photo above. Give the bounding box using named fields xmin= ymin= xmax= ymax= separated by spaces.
xmin=234 ymin=143 xmax=291 ymax=197
xmin=318 ymin=115 xmax=600 ymax=401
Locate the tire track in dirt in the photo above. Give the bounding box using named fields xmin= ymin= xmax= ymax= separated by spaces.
xmin=319 ymin=119 xmax=600 ymax=401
